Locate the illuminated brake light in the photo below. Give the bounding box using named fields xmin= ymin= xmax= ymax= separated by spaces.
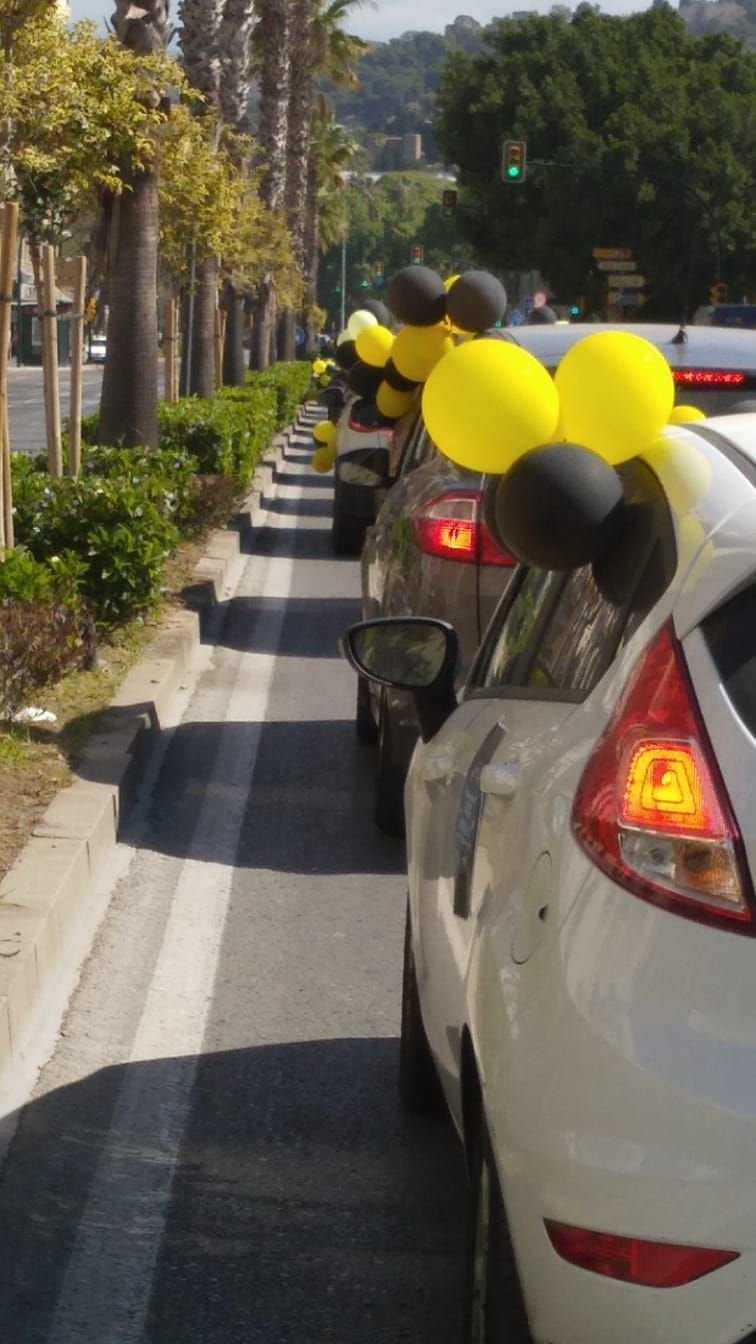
xmin=672 ymin=369 xmax=746 ymax=387
xmin=572 ymin=620 xmax=753 ymax=931
xmin=411 ymin=491 xmax=515 ymax=566
xmin=545 ymin=1221 xmax=739 ymax=1288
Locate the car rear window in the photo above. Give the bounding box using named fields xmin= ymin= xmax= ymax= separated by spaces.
xmin=701 ymin=583 xmax=756 ymax=738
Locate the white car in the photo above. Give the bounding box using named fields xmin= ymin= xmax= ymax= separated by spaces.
xmin=343 ymin=407 xmax=756 ymax=1344
xmin=88 ymin=334 xmax=107 ymax=363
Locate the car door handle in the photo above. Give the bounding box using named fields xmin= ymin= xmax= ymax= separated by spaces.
xmin=421 ymin=751 xmax=455 ymax=784
xmin=479 ymin=762 xmax=521 ymax=799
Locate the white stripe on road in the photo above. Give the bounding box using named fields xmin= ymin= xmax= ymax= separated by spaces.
xmin=46 ymin=479 xmax=302 ymax=1344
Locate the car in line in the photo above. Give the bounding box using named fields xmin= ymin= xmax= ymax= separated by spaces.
xmin=331 ymin=391 xmax=394 ymax=556
xmin=356 ymin=322 xmax=756 ymax=835
xmin=88 ymin=334 xmax=107 ymax=363
xmin=342 ymin=403 xmax=756 ymax=1344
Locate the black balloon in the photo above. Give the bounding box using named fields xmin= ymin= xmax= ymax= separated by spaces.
xmin=386 ymin=266 xmax=447 ymax=327
xmin=361 ymin=298 xmax=391 ymax=325
xmin=446 ymin=270 xmax=507 ymax=333
xmin=335 ymin=338 xmax=358 ymax=370
xmin=346 ymin=359 xmax=384 ymax=400
xmin=383 ymin=357 xmax=419 ymax=392
xmin=488 ymin=442 xmax=625 ymax=570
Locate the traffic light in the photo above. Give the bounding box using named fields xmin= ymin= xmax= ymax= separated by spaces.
xmin=569 ymin=303 xmax=581 ymax=318
xmin=410 ymin=243 xmax=424 ymax=265
xmin=85 ymin=296 xmax=97 ymax=323
xmin=373 ymin=260 xmax=383 ymax=278
xmin=441 ymin=189 xmax=458 ymax=219
xmin=359 ymin=278 xmax=370 ymax=288
xmin=502 ymin=140 xmax=527 ymax=183
xmin=709 ymin=281 xmax=729 ymax=305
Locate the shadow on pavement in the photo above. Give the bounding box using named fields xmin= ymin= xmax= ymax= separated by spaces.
xmin=0 ymin=1039 xmax=467 ymax=1344
xmin=210 ymin=594 xmax=358 ymax=658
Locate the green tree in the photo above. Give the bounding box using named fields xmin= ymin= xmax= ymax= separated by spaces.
xmin=435 ymin=7 xmax=756 ymax=317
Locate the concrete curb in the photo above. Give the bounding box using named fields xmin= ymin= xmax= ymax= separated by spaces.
xmin=0 ymin=409 xmax=315 ymax=1088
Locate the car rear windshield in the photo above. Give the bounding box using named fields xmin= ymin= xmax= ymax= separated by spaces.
xmin=701 ymin=582 xmax=756 ymax=738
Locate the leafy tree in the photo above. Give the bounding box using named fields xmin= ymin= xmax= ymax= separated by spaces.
xmin=435 ymin=6 xmax=756 ymax=317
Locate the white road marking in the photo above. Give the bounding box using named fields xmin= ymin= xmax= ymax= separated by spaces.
xmin=45 ymin=467 xmax=302 ymax=1344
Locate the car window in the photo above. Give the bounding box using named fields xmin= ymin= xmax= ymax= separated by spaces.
xmin=525 ymin=565 xmax=628 ymax=694
xmin=474 ymin=568 xmax=561 ymax=690
xmin=401 ymin=423 xmax=437 ymax=477
xmin=701 ymin=582 xmax=756 ymax=737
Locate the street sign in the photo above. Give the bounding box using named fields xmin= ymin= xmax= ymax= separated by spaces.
xmin=533 ymin=290 xmax=547 ymax=307
xmin=593 ymin=246 xmax=634 ymax=260
xmin=608 ymin=272 xmax=645 ymax=288
xmin=596 ymin=259 xmax=636 ymax=272
xmin=523 ymin=296 xmax=534 ymax=316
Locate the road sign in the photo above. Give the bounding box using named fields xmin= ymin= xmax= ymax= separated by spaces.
xmin=592 ymin=247 xmax=633 ymax=261
xmin=523 ymin=296 xmax=534 ymax=316
xmin=608 ymin=272 xmax=645 ymax=288
xmin=596 ymin=259 xmax=637 ymax=272
xmin=533 ymin=290 xmax=547 ymax=307
xmin=508 ymin=307 xmax=525 ymax=326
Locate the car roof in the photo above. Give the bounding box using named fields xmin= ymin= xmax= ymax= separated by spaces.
xmin=507 ymin=322 xmax=756 ymax=372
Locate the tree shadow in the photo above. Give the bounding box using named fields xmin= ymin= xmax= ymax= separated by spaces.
xmin=0 ymin=1038 xmax=467 ymax=1344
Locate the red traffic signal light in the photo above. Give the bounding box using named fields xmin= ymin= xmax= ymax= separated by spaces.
xmin=410 ymin=243 xmax=424 ymax=264
xmin=502 ymin=139 xmax=527 ymax=183
xmin=441 ymin=189 xmax=457 ymax=219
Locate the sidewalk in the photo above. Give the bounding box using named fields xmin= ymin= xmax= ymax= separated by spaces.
xmin=0 ymin=404 xmax=320 ymax=1103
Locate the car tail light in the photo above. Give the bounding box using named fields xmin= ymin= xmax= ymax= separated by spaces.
xmin=672 ymin=369 xmax=747 ymax=388
xmin=571 ymin=620 xmax=754 ymax=932
xmin=411 ymin=490 xmax=515 ymax=566
xmin=545 ymin=1221 xmax=739 ymax=1287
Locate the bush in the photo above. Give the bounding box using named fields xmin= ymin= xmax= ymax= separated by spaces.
xmin=0 ymin=549 xmax=94 ymax=720
xmin=12 ymin=466 xmax=178 ymax=628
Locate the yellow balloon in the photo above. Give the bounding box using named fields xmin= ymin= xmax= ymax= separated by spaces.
xmin=377 ymin=382 xmax=415 ymax=419
xmin=347 ymin=309 xmax=378 ymax=339
xmin=355 ymin=324 xmax=394 ymax=367
xmin=668 ymin=404 xmax=706 ymax=424
xmin=392 ymin=323 xmax=454 ymax=383
xmin=641 ymin=433 xmax=711 ymax=515
xmin=319 ymin=373 xmax=331 ymax=387
xmin=311 ymin=444 xmax=335 ymax=473
xmin=443 ymin=274 xmax=460 ymax=291
xmin=312 ymin=419 xmax=337 ymax=447
xmin=422 ymin=340 xmax=560 ymax=474
xmin=554 ymin=331 xmax=674 ymax=466
xmin=312 ymin=358 xmax=327 ymax=375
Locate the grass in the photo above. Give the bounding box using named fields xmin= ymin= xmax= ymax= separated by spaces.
xmin=0 ymin=534 xmax=210 ymax=886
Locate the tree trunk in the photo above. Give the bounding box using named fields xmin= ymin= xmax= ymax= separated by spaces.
xmin=222 ymin=279 xmax=246 ymax=386
xmin=189 ymin=254 xmax=217 ymax=397
xmin=99 ymin=170 xmax=159 ymax=449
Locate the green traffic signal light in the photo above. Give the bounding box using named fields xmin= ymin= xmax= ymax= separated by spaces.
xmin=569 ymin=304 xmax=580 ymax=316
xmin=359 ymin=279 xmax=369 ymax=288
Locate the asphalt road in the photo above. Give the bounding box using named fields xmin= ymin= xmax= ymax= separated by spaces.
xmin=7 ymin=362 xmax=164 ymax=457
xmin=0 ymin=413 xmax=468 ymax=1342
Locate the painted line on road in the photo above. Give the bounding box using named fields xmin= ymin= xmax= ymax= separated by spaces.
xmin=45 ymin=456 xmax=305 ymax=1344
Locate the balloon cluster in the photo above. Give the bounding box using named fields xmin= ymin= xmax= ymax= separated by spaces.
xmin=311 ymin=417 xmax=337 ymax=473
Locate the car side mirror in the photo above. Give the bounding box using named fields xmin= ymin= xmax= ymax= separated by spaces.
xmin=340 ymin=617 xmax=459 ymax=742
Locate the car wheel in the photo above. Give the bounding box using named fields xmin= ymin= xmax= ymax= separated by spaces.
xmin=398 ymin=902 xmax=444 ymax=1114
xmin=464 ymin=1120 xmax=533 ymax=1344
xmin=374 ymin=694 xmax=405 ymax=836
xmin=332 ymin=481 xmax=364 ymax=556
xmin=355 ymin=675 xmax=378 ymax=745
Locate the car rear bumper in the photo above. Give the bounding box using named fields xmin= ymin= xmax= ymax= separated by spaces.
xmin=475 ymin=863 xmax=756 ymax=1344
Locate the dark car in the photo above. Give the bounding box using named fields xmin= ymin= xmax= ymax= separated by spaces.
xmin=355 ymin=322 xmax=756 ymax=835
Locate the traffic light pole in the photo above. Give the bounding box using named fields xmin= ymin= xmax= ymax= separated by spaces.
xmin=340 ymin=236 xmax=346 ymax=332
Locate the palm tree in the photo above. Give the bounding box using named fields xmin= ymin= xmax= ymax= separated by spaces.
xmin=278 ymin=0 xmax=368 ymax=357
xmin=304 ymin=102 xmax=357 ymax=344
xmin=178 ymin=0 xmax=255 ymax=393
xmin=250 ymin=0 xmax=292 ymax=369
xmin=99 ymin=0 xmax=170 ymax=448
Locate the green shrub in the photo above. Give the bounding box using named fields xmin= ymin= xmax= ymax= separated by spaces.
xmin=12 ymin=467 xmax=178 ymax=628
xmin=0 ymin=549 xmax=94 ymax=719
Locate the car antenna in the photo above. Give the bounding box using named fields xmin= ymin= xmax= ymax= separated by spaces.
xmin=670 ymin=324 xmax=688 ymax=345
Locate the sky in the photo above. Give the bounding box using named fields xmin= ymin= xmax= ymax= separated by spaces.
xmin=67 ymin=0 xmax=653 ymax=44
